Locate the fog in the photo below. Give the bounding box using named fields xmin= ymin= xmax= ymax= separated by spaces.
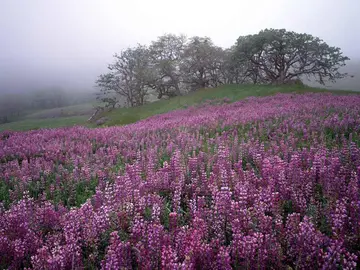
xmin=1 ymin=0 xmax=359 ymax=93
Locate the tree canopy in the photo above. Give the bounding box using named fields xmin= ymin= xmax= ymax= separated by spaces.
xmin=233 ymin=29 xmax=349 ymax=85
xmin=96 ymin=29 xmax=350 ymax=108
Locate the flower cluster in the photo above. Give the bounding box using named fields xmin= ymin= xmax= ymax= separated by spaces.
xmin=0 ymin=93 xmax=360 ymax=269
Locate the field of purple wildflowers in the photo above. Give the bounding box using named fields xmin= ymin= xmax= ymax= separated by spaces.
xmin=0 ymin=93 xmax=360 ymax=269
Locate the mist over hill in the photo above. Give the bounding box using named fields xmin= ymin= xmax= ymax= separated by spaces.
xmin=1 ymin=0 xmax=360 ymax=96
xmin=305 ymin=59 xmax=360 ymax=91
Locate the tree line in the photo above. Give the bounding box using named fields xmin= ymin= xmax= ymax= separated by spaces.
xmin=96 ymin=28 xmax=350 ymax=108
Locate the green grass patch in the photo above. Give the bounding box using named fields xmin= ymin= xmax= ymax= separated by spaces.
xmin=0 ymin=116 xmax=89 ymax=131
xmin=24 ymin=103 xmax=95 ymax=119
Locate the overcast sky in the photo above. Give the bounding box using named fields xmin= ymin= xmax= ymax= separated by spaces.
xmin=0 ymin=0 xmax=359 ymax=93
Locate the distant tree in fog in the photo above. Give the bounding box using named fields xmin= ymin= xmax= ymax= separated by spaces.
xmin=0 ymin=94 xmax=27 ymax=123
xmin=180 ymin=36 xmax=227 ymax=91
xmin=96 ymin=45 xmax=152 ymax=108
xmin=148 ymin=34 xmax=187 ymax=98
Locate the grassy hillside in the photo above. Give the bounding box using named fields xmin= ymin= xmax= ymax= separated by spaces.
xmin=24 ymin=103 xmax=95 ymax=119
xmin=100 ymin=84 xmax=358 ymax=126
xmin=0 ymin=103 xmax=94 ymax=131
xmin=0 ymin=116 xmax=89 ymax=131
xmin=0 ymin=84 xmax=358 ymax=132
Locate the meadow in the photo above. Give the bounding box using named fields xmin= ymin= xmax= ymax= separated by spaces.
xmin=0 ymin=103 xmax=94 ymax=132
xmin=0 ymin=84 xmax=357 ymax=132
xmin=0 ymin=92 xmax=360 ymax=269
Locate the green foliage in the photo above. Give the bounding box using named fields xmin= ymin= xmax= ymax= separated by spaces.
xmin=96 ymin=230 xmax=113 ymax=266
xmin=160 ymin=200 xmax=172 ymax=230
xmin=159 ymin=190 xmax=173 ymax=229
xmin=108 ymin=113 xmax=140 ymax=126
xmin=178 ymin=196 xmax=191 ymax=227
xmin=74 ymin=178 xmax=99 ymax=207
xmin=4 ymin=174 xmax=99 ymax=209
xmin=159 ymin=153 xmax=171 ymax=168
xmin=0 ymin=180 xmax=11 ymax=208
xmin=313 ymin=184 xmax=332 ymax=236
xmin=282 ymin=200 xmax=294 ymax=225
xmin=111 ymin=158 xmax=126 ymax=174
xmin=28 ymin=180 xmax=43 ymax=200
xmin=318 ymin=215 xmax=332 ymax=237
xmin=143 ymin=206 xmax=152 ymax=221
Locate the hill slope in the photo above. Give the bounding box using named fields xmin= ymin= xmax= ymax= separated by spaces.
xmin=0 ymin=103 xmax=94 ymax=131
xmin=99 ymin=84 xmax=358 ymax=127
xmin=0 ymin=84 xmax=358 ymax=131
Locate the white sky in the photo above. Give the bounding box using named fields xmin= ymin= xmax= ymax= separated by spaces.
xmin=0 ymin=0 xmax=359 ymax=92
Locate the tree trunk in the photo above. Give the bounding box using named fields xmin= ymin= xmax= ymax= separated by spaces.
xmin=277 ymin=69 xmax=286 ymax=84
xmin=168 ymin=74 xmax=181 ymax=96
xmin=173 ymin=82 xmax=181 ymax=96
